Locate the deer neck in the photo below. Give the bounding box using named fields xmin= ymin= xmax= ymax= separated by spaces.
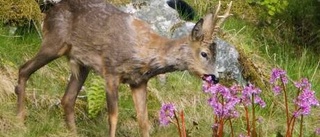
xmin=162 ymin=37 xmax=191 ymax=70
xmin=131 ymin=18 xmax=192 ymax=78
xmin=140 ymin=36 xmax=191 ymax=77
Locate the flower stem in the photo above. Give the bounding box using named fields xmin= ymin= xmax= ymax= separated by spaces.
xmin=251 ymin=94 xmax=256 ymax=136
xmin=180 ymin=111 xmax=186 ymax=137
xmin=218 ymin=96 xmax=225 ymax=137
xmin=218 ymin=118 xmax=224 ymax=137
xmin=244 ymin=106 xmax=251 ymax=136
xmin=228 ymin=119 xmax=234 ymax=137
xmin=290 ymin=118 xmax=296 ymax=137
xmin=299 ymin=115 xmax=303 ymax=137
xmin=288 ymin=113 xmax=298 ymax=137
xmin=173 ymin=111 xmax=182 ymax=137
xmin=291 ymin=89 xmax=302 ymax=136
xmin=281 ymin=78 xmax=290 ymax=137
xmin=213 ymin=115 xmax=218 ymax=137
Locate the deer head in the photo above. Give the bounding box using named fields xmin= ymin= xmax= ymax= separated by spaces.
xmin=186 ymin=1 xmax=233 ymax=83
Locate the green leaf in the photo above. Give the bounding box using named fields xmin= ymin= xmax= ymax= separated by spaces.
xmin=270 ymin=0 xmax=278 ymax=3
xmin=86 ymin=76 xmax=106 ymax=118
xmin=283 ymin=1 xmax=289 ymax=7
xmin=268 ymin=10 xmax=275 ymax=16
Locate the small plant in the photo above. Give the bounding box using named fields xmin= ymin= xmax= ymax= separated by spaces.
xmin=202 ymin=77 xmax=240 ymax=137
xmin=203 ymin=76 xmax=265 ymax=137
xmin=259 ymin=0 xmax=288 ymax=16
xmin=86 ymin=76 xmax=106 ymax=118
xmin=159 ymin=103 xmax=187 ymax=137
xmin=270 ymin=68 xmax=319 ymax=137
xmin=239 ymin=83 xmax=266 ymax=137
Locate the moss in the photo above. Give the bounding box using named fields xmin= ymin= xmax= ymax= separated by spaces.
xmin=0 ymin=0 xmax=42 ymax=26
xmin=231 ymin=0 xmax=263 ymax=24
xmin=237 ymin=46 xmax=271 ymax=90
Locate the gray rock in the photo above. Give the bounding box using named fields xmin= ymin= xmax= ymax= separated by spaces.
xmin=215 ymin=38 xmax=244 ymax=83
xmin=120 ymin=0 xmax=182 ymax=38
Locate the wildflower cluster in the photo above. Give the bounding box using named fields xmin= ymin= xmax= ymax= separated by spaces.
xmin=293 ymin=78 xmax=319 ymax=117
xmin=241 ymin=83 xmax=266 ymax=108
xmin=158 ymin=67 xmax=319 ymax=137
xmin=270 ymin=68 xmax=288 ymax=95
xmin=203 ymin=75 xmax=265 ymax=137
xmin=159 ymin=103 xmax=176 ymax=126
xmin=159 ymin=103 xmax=187 ymax=137
xmin=270 ymin=68 xmax=320 ymax=137
xmin=203 ymin=76 xmax=266 ymax=117
xmin=205 ymin=83 xmax=240 ymax=118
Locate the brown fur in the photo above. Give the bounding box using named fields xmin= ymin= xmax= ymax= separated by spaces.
xmin=15 ymin=0 xmax=232 ymax=136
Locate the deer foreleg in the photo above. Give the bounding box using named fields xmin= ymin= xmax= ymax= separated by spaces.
xmin=130 ymin=82 xmax=150 ymax=137
xmin=105 ymin=76 xmax=120 ymax=137
xmin=61 ymin=65 xmax=89 ymax=133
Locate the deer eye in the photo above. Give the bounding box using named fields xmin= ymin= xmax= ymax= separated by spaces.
xmin=201 ymin=52 xmax=208 ymax=58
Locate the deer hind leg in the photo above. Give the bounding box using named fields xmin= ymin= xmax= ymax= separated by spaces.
xmin=61 ymin=64 xmax=89 ymax=133
xmin=130 ymin=82 xmax=150 ymax=137
xmin=15 ymin=41 xmax=68 ymax=121
xmin=105 ymin=75 xmax=120 ymax=137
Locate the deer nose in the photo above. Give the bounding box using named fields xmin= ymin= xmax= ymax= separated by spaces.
xmin=202 ymin=74 xmax=219 ymax=84
xmin=211 ymin=75 xmax=219 ymax=84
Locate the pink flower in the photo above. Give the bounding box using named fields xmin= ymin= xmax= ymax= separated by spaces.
xmin=241 ymin=83 xmax=266 ymax=108
xmin=207 ymin=85 xmax=240 ymax=118
xmin=294 ymin=78 xmax=311 ymax=91
xmin=203 ymin=79 xmax=240 ymax=118
xmin=159 ymin=103 xmax=176 ymax=126
xmin=272 ymin=86 xmax=281 ymax=95
xmin=270 ymin=68 xmax=288 ymax=84
xmin=294 ymin=89 xmax=319 ymax=117
xmin=315 ymin=128 xmax=320 ymax=135
xmin=270 ymin=68 xmax=288 ymax=95
xmin=293 ymin=78 xmax=319 ymax=117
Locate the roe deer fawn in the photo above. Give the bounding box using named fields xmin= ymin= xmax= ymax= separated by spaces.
xmin=15 ymin=0 xmax=232 ymax=136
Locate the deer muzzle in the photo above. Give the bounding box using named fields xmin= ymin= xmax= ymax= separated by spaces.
xmin=202 ymin=74 xmax=219 ymax=84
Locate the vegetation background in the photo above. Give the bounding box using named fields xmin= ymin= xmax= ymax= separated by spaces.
xmin=0 ymin=0 xmax=319 ymax=136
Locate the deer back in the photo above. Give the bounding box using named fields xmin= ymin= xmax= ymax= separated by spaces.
xmin=43 ymin=0 xmax=174 ymax=84
xmin=42 ymin=0 xmax=232 ymax=85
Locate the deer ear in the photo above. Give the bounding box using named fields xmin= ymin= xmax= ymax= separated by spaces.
xmin=191 ymin=18 xmax=204 ymax=41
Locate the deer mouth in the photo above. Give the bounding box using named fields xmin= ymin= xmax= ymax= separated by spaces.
xmin=202 ymin=74 xmax=219 ymax=84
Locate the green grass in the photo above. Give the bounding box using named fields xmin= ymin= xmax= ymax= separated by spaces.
xmin=0 ymin=0 xmax=320 ymax=136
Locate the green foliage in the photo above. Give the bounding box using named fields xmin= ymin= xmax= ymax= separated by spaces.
xmin=283 ymin=0 xmax=320 ymax=49
xmin=86 ymin=75 xmax=106 ymax=118
xmin=259 ymin=0 xmax=288 ymax=16
xmin=187 ymin=0 xmax=215 ymax=20
xmin=258 ymin=0 xmax=320 ymax=51
xmin=0 ymin=0 xmax=42 ymax=26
